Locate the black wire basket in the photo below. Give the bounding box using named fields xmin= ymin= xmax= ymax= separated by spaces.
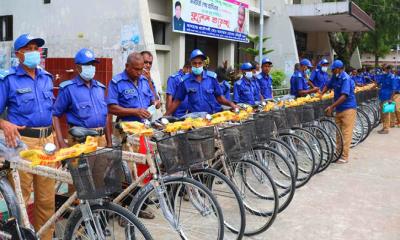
xmin=220 ymin=120 xmax=255 ymax=159
xmin=156 ymin=126 xmax=215 ymax=174
xmin=253 ymin=112 xmax=273 ymax=144
xmin=301 ymin=105 xmax=315 ymax=123
xmin=66 ymin=148 xmax=123 ymax=200
xmin=285 ymin=106 xmax=301 ymax=128
xmin=272 ymin=109 xmax=288 ymax=129
xmin=312 ymin=102 xmax=325 ymax=119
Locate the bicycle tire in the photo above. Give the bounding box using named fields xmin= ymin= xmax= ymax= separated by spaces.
xmin=291 ymin=127 xmax=323 ymax=172
xmin=249 ymin=146 xmax=296 ymax=213
xmin=268 ymin=138 xmax=299 ymax=182
xmin=129 ymin=176 xmax=225 ymax=240
xmin=190 ymin=168 xmax=245 ymax=240
xmin=304 ymin=125 xmax=334 ymax=173
xmin=357 ymin=108 xmax=372 ymax=143
xmin=319 ymin=118 xmax=344 ymax=162
xmin=64 ymin=202 xmax=153 ymax=240
xmin=278 ymin=133 xmax=315 ymax=188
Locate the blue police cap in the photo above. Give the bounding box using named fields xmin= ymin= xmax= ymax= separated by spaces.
xmin=14 ymin=34 xmax=45 ymax=51
xmin=319 ymin=59 xmax=329 ymax=65
xmin=241 ymin=62 xmax=253 ymax=71
xmin=300 ymin=59 xmax=313 ymax=68
xmin=261 ymin=58 xmax=272 ymax=65
xmin=74 ymin=48 xmax=99 ymax=65
xmin=190 ymin=49 xmax=206 ymax=61
xmin=331 ymin=60 xmax=344 ymax=70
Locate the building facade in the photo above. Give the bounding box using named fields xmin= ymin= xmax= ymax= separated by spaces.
xmin=0 ymin=0 xmax=373 ymax=90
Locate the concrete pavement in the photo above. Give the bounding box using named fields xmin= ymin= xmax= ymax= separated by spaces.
xmin=252 ymin=127 xmax=400 ymax=240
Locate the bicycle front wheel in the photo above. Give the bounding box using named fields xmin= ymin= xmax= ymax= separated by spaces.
xmin=129 ymin=176 xmax=225 ymax=240
xmin=64 ymin=202 xmax=153 ymax=240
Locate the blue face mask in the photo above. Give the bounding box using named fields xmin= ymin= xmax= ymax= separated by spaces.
xmin=23 ymin=51 xmax=41 ymax=69
xmin=80 ymin=65 xmax=96 ymax=81
xmin=192 ymin=66 xmax=203 ymax=75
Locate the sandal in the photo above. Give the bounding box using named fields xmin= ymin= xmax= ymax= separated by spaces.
xmin=336 ymin=159 xmax=348 ymax=164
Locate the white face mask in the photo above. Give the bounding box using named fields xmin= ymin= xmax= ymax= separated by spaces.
xmin=245 ymin=72 xmax=253 ymax=79
xmin=321 ymin=66 xmax=328 ymax=72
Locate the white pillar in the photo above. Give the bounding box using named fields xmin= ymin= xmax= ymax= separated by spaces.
xmin=218 ymin=40 xmax=235 ymax=69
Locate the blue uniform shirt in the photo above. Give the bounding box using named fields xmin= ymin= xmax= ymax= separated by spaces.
xmin=166 ymin=70 xmax=188 ymax=118
xmin=53 ymin=76 xmax=107 ymax=128
xmin=219 ymin=80 xmax=231 ymax=100
xmin=233 ymin=77 xmax=260 ymax=105
xmin=351 ymin=75 xmax=365 ymax=86
xmin=0 ymin=65 xmax=54 ymax=127
xmin=174 ymin=71 xmax=223 ymax=114
xmin=106 ymin=71 xmax=155 ymax=122
xmin=394 ymin=75 xmax=400 ymax=92
xmin=326 ymin=71 xmax=357 ymax=112
xmin=377 ymin=73 xmax=396 ymax=101
xmin=310 ymin=69 xmax=328 ymax=90
xmin=256 ymin=72 xmax=273 ymax=99
xmin=290 ymin=70 xmax=309 ymax=97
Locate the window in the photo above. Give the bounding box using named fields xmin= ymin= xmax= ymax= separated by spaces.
xmin=0 ymin=15 xmax=13 ymax=41
xmin=151 ymin=20 xmax=166 ymax=45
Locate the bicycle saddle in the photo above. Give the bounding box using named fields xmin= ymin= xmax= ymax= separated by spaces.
xmin=69 ymin=127 xmax=99 ymax=140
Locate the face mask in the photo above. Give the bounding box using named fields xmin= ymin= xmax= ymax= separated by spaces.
xmin=245 ymin=72 xmax=253 ymax=79
xmin=192 ymin=66 xmax=203 ymax=75
xmin=80 ymin=65 xmax=96 ymax=81
xmin=321 ymin=66 xmax=328 ymax=72
xmin=23 ymin=51 xmax=41 ymax=69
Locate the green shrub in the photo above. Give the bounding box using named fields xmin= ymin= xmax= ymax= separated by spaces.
xmin=270 ymin=69 xmax=286 ymax=88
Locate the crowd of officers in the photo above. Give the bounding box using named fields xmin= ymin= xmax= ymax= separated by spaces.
xmin=0 ymin=34 xmax=398 ymax=239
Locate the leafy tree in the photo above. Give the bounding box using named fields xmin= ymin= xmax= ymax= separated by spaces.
xmin=239 ymin=35 xmax=274 ymax=58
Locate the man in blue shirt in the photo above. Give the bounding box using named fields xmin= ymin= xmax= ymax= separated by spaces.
xmin=310 ymin=59 xmax=329 ymax=90
xmin=234 ymin=62 xmax=263 ymax=105
xmin=256 ymin=58 xmax=273 ymax=99
xmin=0 ymin=34 xmax=55 ymax=240
xmin=53 ymin=48 xmax=112 ymax=148
xmin=320 ymin=60 xmax=357 ymax=163
xmin=165 ymin=49 xmax=237 ymax=115
xmin=107 ymin=52 xmax=155 ymax=122
xmin=290 ymin=59 xmax=319 ymax=97
xmin=392 ymin=70 xmax=400 ymax=127
xmin=166 ymin=61 xmax=191 ymax=117
xmin=376 ymin=65 xmax=396 ymax=134
xmin=350 ymin=68 xmax=365 ymax=86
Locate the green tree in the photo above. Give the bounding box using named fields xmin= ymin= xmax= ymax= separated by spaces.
xmin=325 ymin=0 xmax=400 ymax=67
xmin=239 ymin=35 xmax=274 ymax=58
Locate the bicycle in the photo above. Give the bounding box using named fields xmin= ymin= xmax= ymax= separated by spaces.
xmin=0 ymin=136 xmax=152 ymax=240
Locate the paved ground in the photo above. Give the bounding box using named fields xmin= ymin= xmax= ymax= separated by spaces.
xmin=250 ymin=127 xmax=400 ymax=240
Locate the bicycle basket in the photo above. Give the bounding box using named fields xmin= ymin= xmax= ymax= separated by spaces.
xmin=301 ymin=105 xmax=315 ymax=123
xmin=220 ymin=120 xmax=255 ymax=159
xmin=312 ymin=102 xmax=324 ymax=119
xmin=253 ymin=112 xmax=273 ymax=144
xmin=66 ymin=148 xmax=123 ymax=200
xmin=285 ymin=107 xmax=301 ymax=128
xmin=156 ymin=126 xmax=215 ymax=174
xmin=272 ymin=109 xmax=288 ymax=129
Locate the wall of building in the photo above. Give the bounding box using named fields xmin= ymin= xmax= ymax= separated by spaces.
xmin=361 ymin=52 xmax=400 ymax=66
xmin=305 ymin=32 xmax=332 ymax=63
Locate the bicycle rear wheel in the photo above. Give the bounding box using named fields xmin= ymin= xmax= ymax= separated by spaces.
xmin=129 ymin=176 xmax=225 ymax=240
xmin=64 ymin=202 xmax=153 ymax=240
xmin=191 ymin=168 xmax=245 ymax=240
xmin=319 ymin=118 xmax=344 ymax=162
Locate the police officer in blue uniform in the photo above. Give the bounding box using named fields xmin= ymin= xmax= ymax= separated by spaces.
xmin=165 ymin=49 xmax=237 ymax=115
xmin=310 ymin=59 xmax=329 ymax=90
xmin=166 ymin=61 xmax=191 ymax=117
xmin=0 ymin=33 xmax=55 ymax=240
xmin=376 ymin=65 xmax=396 ymax=134
xmin=320 ymin=60 xmax=357 ymax=163
xmin=290 ymin=58 xmax=319 ymax=97
xmin=234 ymin=62 xmax=263 ymax=105
xmin=53 ymin=48 xmax=112 ymax=148
xmin=107 ymin=52 xmax=156 ymax=122
xmin=256 ymin=58 xmax=273 ymax=99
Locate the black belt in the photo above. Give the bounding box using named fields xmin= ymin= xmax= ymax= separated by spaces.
xmin=19 ymin=127 xmax=52 ymax=138
xmin=394 ymin=91 xmax=400 ymax=94
xmin=69 ymin=125 xmax=105 ymax=136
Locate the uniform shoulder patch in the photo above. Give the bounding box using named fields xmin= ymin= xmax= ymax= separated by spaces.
xmin=182 ymin=73 xmax=191 ymax=81
xmin=0 ymin=68 xmax=16 ymax=80
xmin=296 ymin=72 xmax=303 ymax=78
xmin=96 ymin=81 xmax=106 ymax=88
xmin=235 ymin=79 xmax=243 ymax=85
xmin=256 ymin=73 xmax=263 ymax=80
xmin=223 ymin=81 xmax=231 ymax=88
xmin=59 ymin=80 xmax=74 ymax=88
xmin=206 ymin=71 xmax=217 ymax=79
xmin=111 ymin=73 xmax=126 ymax=83
xmin=39 ymin=68 xmax=53 ymax=78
